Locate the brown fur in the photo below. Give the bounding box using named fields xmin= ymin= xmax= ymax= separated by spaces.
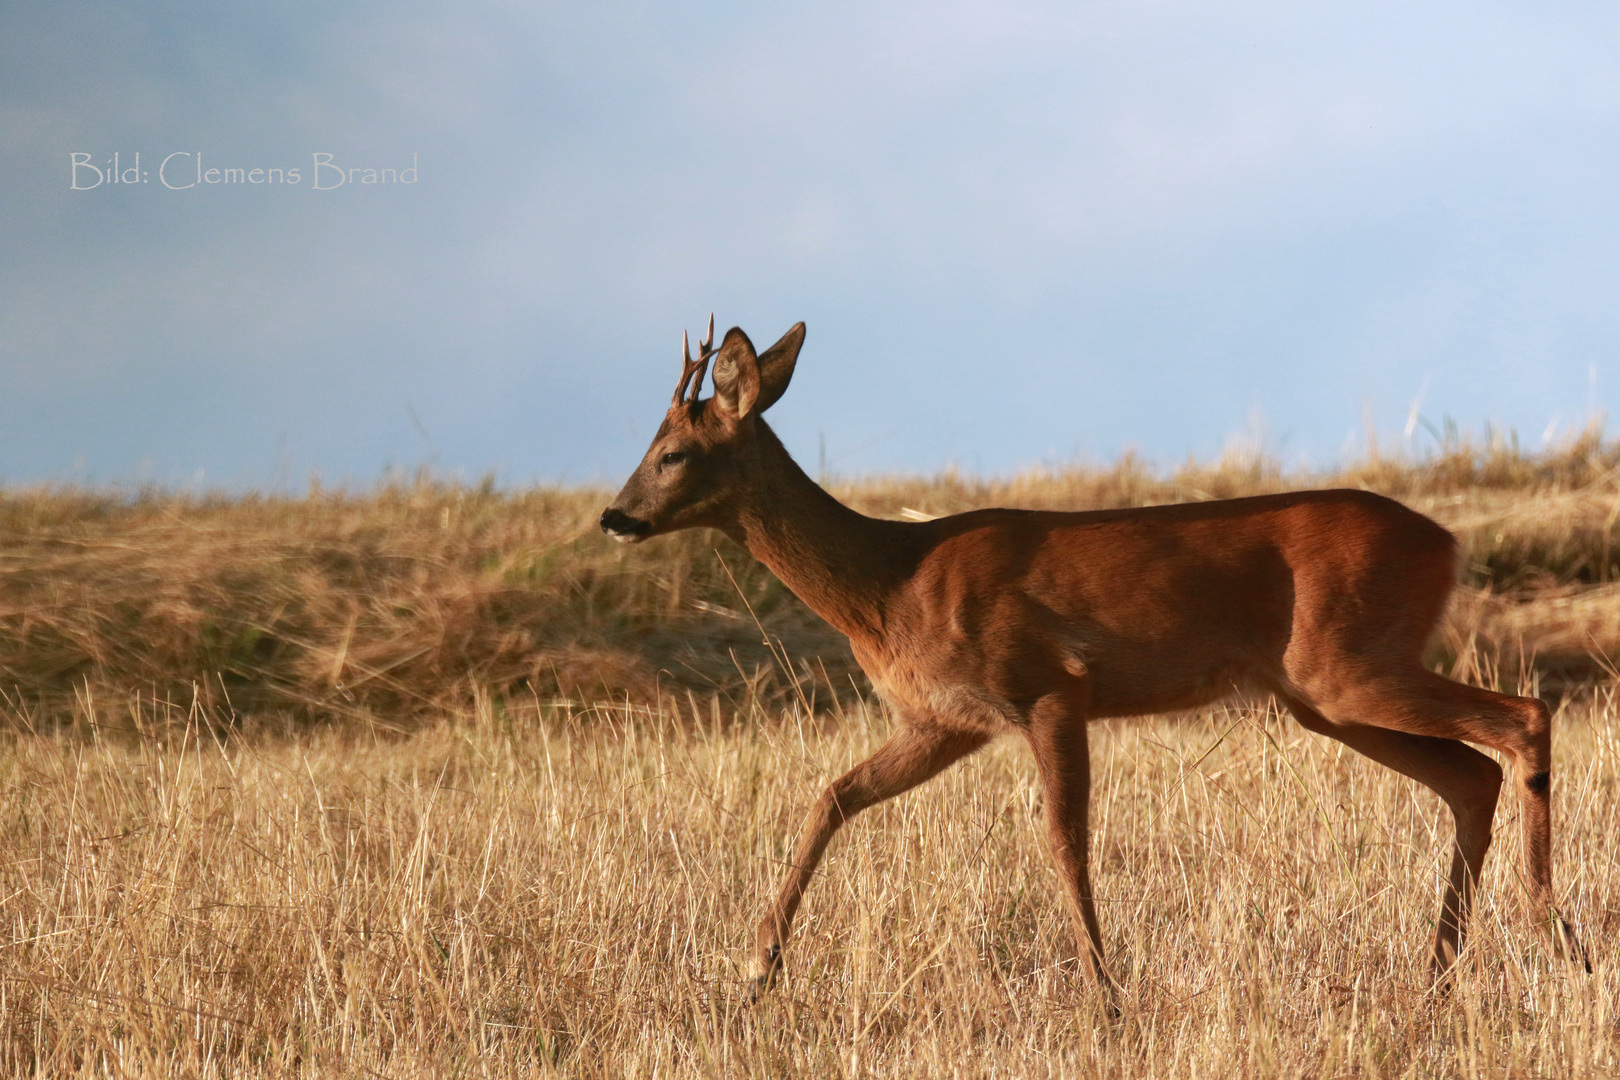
xmin=602 ymin=322 xmax=1589 ymax=997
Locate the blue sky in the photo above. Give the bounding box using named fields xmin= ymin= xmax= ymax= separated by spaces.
xmin=3 ymin=1 xmax=1618 ymax=488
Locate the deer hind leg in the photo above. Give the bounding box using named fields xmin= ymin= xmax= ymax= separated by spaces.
xmin=1306 ymin=671 xmax=1589 ymax=972
xmin=1023 ymin=694 xmax=1113 ymax=996
xmin=1281 ymin=695 xmax=1500 ymax=978
xmin=752 ymin=724 xmax=989 ymax=993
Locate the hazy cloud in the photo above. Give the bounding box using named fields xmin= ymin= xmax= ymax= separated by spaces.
xmin=2 ymin=0 xmax=1617 ymax=485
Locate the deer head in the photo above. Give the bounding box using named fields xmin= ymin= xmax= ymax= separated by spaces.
xmin=599 ymin=318 xmax=806 ymax=542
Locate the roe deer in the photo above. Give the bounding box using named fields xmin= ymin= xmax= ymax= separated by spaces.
xmin=599 ymin=318 xmax=1589 ymax=996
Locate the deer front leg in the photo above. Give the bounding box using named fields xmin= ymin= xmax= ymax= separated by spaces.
xmin=752 ymin=724 xmax=989 ymax=994
xmin=1024 ymin=693 xmax=1115 ymax=997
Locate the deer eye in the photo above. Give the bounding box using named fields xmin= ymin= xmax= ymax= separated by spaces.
xmin=660 ymin=451 xmax=687 ymax=467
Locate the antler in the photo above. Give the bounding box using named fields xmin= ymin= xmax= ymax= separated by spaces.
xmin=672 ymin=313 xmax=717 ymax=406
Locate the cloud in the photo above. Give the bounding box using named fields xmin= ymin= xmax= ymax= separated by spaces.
xmin=1 ymin=0 xmax=1617 ymax=484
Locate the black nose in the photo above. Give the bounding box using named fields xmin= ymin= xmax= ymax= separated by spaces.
xmin=599 ymin=507 xmax=649 ymax=537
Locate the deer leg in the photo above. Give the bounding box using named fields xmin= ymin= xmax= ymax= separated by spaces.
xmin=752 ymin=724 xmax=989 ymax=992
xmin=1308 ymin=672 xmax=1589 ymax=971
xmin=1488 ymin=693 xmax=1588 ymax=970
xmin=1023 ymin=694 xmax=1113 ymax=996
xmin=1281 ymin=695 xmax=1500 ymax=979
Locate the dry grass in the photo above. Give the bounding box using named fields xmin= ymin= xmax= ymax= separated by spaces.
xmin=4 ymin=438 xmax=1620 ymax=1075
xmin=1 ymin=688 xmax=1615 ymax=1077
xmin=5 ymin=434 xmax=1620 ymax=722
xmin=0 ymin=480 xmax=844 ymax=720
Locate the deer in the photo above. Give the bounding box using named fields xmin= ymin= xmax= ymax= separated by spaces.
xmin=598 ymin=317 xmax=1590 ymax=1000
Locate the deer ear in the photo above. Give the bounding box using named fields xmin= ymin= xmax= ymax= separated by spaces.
xmin=753 ymin=322 xmax=804 ymax=414
xmin=711 ymin=327 xmax=760 ymax=420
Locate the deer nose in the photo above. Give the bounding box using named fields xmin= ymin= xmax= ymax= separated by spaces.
xmin=599 ymin=507 xmax=650 ymax=541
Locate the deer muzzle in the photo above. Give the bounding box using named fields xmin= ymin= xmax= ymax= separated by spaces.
xmin=599 ymin=507 xmax=652 ymax=543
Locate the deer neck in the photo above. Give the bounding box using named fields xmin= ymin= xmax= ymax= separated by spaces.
xmin=723 ymin=424 xmax=915 ymax=642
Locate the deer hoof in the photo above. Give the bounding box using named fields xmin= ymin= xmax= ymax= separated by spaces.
xmin=745 ymin=944 xmax=783 ymax=1002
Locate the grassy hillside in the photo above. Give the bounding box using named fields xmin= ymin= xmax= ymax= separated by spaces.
xmin=4 ymin=434 xmax=1620 ymax=724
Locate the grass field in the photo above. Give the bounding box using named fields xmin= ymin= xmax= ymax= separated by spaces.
xmin=2 ymin=438 xmax=1620 ymax=1076
xmin=2 ymin=690 xmax=1614 ymax=1077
